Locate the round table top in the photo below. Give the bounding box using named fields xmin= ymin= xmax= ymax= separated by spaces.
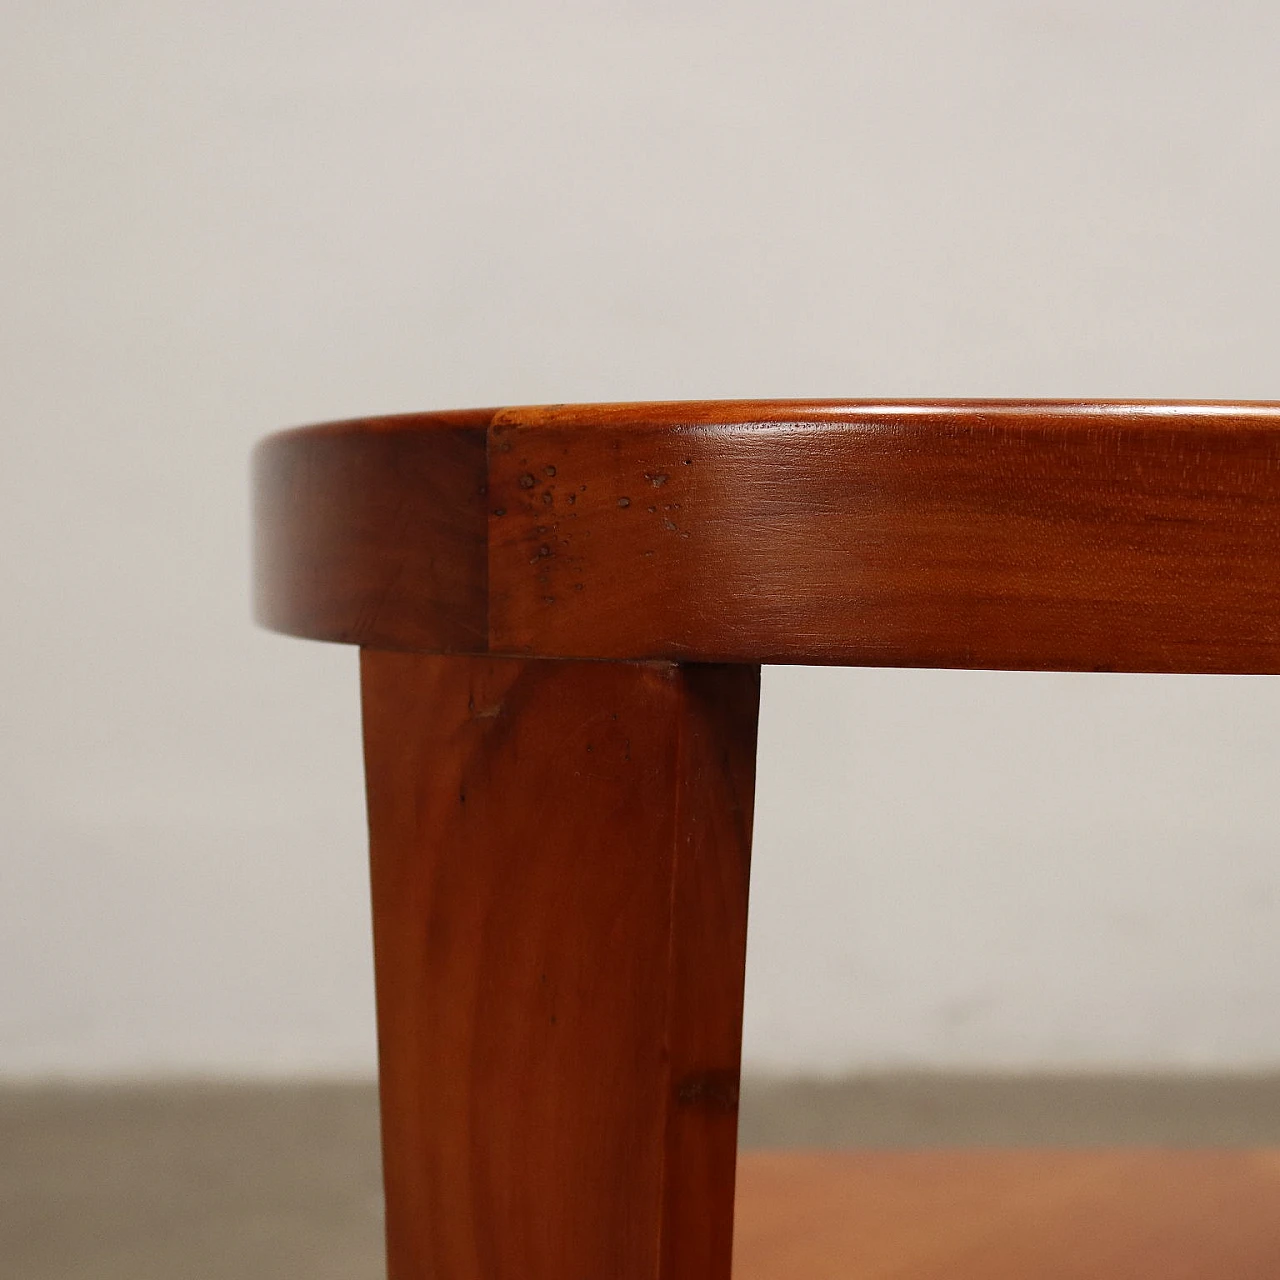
xmin=253 ymin=400 xmax=1280 ymax=672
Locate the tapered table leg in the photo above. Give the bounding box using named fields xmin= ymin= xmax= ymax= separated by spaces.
xmin=360 ymin=651 xmax=760 ymax=1280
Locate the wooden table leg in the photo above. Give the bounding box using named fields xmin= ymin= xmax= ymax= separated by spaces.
xmin=359 ymin=651 xmax=760 ymax=1280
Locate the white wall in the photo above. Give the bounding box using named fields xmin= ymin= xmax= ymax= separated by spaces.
xmin=3 ymin=0 xmax=1280 ymax=1078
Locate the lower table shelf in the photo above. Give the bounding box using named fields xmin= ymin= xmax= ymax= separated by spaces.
xmin=732 ymin=1150 xmax=1280 ymax=1279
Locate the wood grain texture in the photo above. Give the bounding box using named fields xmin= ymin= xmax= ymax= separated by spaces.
xmin=253 ymin=410 xmax=490 ymax=650
xmin=360 ymin=650 xmax=759 ymax=1280
xmin=255 ymin=400 xmax=1280 ymax=672
xmin=732 ymin=1149 xmax=1280 ymax=1279
xmin=257 ymin=411 xmax=1280 ymax=1279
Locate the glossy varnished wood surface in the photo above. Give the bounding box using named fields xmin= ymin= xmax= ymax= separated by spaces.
xmin=255 ymin=400 xmax=1280 ymax=672
xmin=732 ymin=1149 xmax=1280 ymax=1279
xmin=258 ymin=411 xmax=1280 ymax=1279
xmin=254 ymin=409 xmax=491 ymax=650
xmin=360 ymin=651 xmax=758 ymax=1280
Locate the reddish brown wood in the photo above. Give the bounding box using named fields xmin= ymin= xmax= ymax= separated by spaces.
xmin=253 ymin=410 xmax=490 ymax=650
xmin=255 ymin=406 xmax=1280 ymax=1279
xmin=255 ymin=400 xmax=1280 ymax=673
xmin=732 ymin=1149 xmax=1280 ymax=1279
xmin=360 ymin=650 xmax=758 ymax=1280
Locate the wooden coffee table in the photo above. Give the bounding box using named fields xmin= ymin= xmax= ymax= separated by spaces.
xmin=254 ymin=401 xmax=1280 ymax=1279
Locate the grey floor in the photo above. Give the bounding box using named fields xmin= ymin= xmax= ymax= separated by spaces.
xmin=4 ymin=1075 xmax=1280 ymax=1279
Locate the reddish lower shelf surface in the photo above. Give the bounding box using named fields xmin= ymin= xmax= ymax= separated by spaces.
xmin=732 ymin=1150 xmax=1280 ymax=1279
